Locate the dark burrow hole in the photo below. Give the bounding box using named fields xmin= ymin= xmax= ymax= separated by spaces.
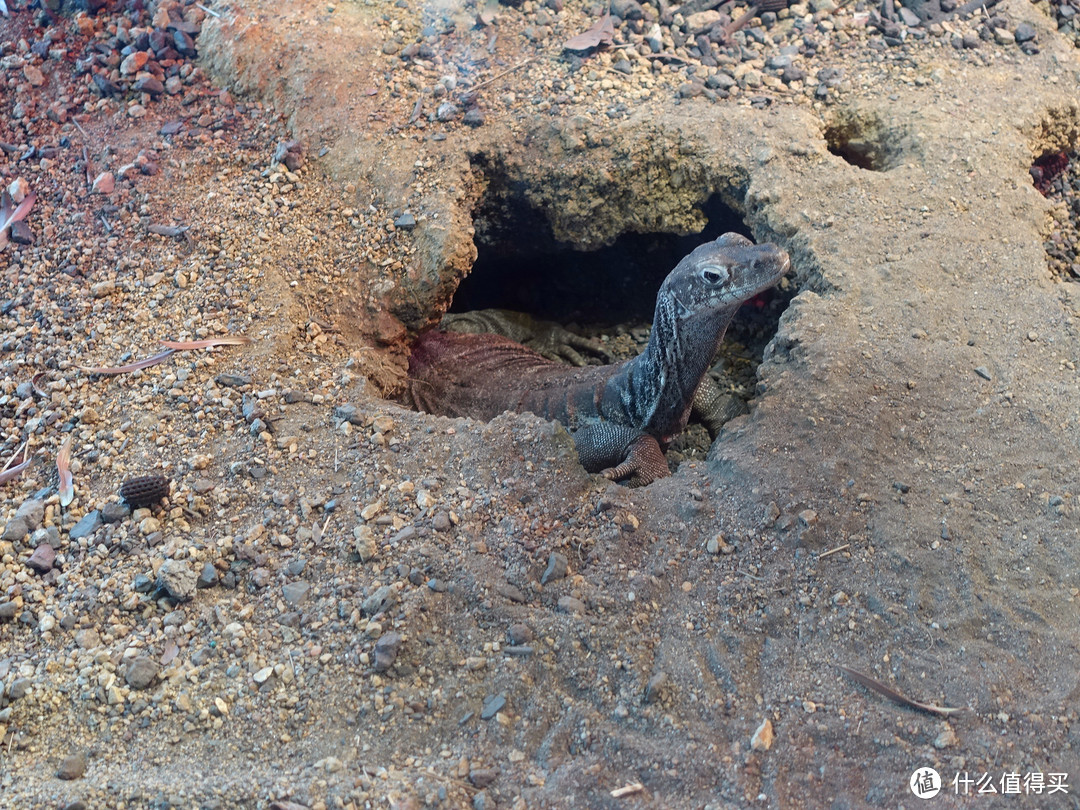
xmin=444 ymin=192 xmax=795 ymax=464
xmin=823 ymin=115 xmax=900 ymax=172
xmin=1035 ymin=149 xmax=1080 ymax=281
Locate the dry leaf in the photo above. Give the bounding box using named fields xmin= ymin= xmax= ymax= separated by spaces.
xmin=159 ymin=336 xmax=253 ymax=350
xmin=57 ymin=436 xmax=73 ymax=507
xmin=0 ymin=442 xmax=30 ymax=486
xmin=839 ymin=665 xmax=963 ymax=717
xmin=80 ymin=348 xmax=177 ymax=375
xmin=0 ymin=190 xmax=36 ymax=249
xmin=564 ymin=14 xmax=615 ymax=51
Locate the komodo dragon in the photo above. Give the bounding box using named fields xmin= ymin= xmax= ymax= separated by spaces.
xmin=406 ymin=233 xmax=790 ymax=486
xmin=440 ymin=310 xmax=748 ymax=437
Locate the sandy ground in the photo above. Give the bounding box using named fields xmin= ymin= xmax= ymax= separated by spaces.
xmin=2 ymin=0 xmax=1080 ymax=806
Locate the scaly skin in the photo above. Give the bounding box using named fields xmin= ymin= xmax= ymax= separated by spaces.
xmin=407 ymin=233 xmax=790 ymax=486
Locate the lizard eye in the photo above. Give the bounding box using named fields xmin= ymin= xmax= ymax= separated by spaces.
xmin=701 ymin=265 xmax=728 ymax=285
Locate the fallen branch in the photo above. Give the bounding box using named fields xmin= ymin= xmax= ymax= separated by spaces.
xmin=839 ymin=665 xmax=963 ymax=717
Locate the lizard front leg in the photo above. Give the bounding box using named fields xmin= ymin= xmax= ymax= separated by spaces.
xmin=572 ymin=422 xmax=671 ymax=487
xmin=692 ymin=375 xmax=748 ymax=438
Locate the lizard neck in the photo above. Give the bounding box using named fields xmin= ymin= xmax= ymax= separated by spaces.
xmin=623 ymin=288 xmax=738 ymax=437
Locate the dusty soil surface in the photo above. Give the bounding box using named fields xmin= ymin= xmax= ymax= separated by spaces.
xmin=2 ymin=0 xmax=1080 ymax=807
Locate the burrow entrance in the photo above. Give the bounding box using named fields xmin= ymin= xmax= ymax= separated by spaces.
xmin=438 ymin=179 xmax=795 ymax=466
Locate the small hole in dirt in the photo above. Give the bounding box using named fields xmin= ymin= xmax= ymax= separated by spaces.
xmin=441 ymin=188 xmax=795 ymax=465
xmin=824 ymin=123 xmax=889 ymax=172
xmin=822 ymin=109 xmax=909 ymax=172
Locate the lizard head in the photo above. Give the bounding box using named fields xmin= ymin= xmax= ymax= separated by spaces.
xmin=662 ymin=232 xmax=790 ymax=319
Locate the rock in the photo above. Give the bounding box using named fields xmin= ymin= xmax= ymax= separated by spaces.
xmin=1013 ymin=22 xmax=1036 ymax=43
xmin=897 ymin=6 xmax=920 ymax=26
xmin=197 ymin=562 xmax=219 ymax=589
xmin=282 ymin=581 xmax=310 ymax=606
xmin=92 ymin=172 xmax=115 ymax=194
xmin=974 ymin=366 xmax=992 ymax=380
xmin=480 ymin=694 xmax=505 ymax=720
xmin=56 ymin=751 xmax=87 ymax=780
xmin=0 ymin=602 xmax=17 ymax=620
xmin=1 ymin=516 xmax=31 ymax=542
xmin=541 ymin=552 xmax=568 ymax=584
xmin=124 ymin=656 xmax=158 ymax=689
xmin=8 ymin=677 xmax=31 ymax=700
xmin=992 ymin=26 xmax=1015 ymax=45
xmin=157 ymin=559 xmax=197 ymax=601
xmin=354 ymin=525 xmax=378 ymax=561
xmin=26 ymin=543 xmax=55 ymax=573
xmin=469 ymin=766 xmax=500 ymax=787
xmin=68 ymin=510 xmax=103 ymax=541
xmin=432 ymin=511 xmax=451 ymax=531
xmin=15 ymin=498 xmax=44 ymax=528
xmin=363 ymin=584 xmax=397 ymax=616
xmin=100 ymin=502 xmax=130 ymax=523
xmin=119 ymin=51 xmax=149 ymax=74
xmin=75 ymin=628 xmax=100 ymax=649
xmin=557 ymin=595 xmax=586 ymax=614
xmin=751 ymin=718 xmax=774 ymax=751
xmin=507 ymin=623 xmax=534 ymax=644
xmin=934 ymin=726 xmax=959 ymax=748
xmin=373 ymin=631 xmax=403 ymax=672
xmin=133 ymin=573 xmax=154 ymax=593
xmin=463 ymin=109 xmax=485 ymax=128
xmin=645 ymin=671 xmax=670 ymax=704
xmin=496 ymin=582 xmax=527 ymax=603
xmin=23 ymin=64 xmax=45 ymax=86
xmin=394 ymin=213 xmax=416 ymax=230
xmin=435 ymin=102 xmax=459 ymax=122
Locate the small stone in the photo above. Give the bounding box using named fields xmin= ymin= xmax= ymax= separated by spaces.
xmin=797 ymin=509 xmax=818 ymax=528
xmin=354 ymin=525 xmax=378 ymax=561
xmin=133 ymin=573 xmax=154 ymax=593
xmin=507 ymin=623 xmax=534 ymax=645
xmin=157 ymin=558 xmax=197 ymax=601
xmin=125 ymin=656 xmax=158 ymax=689
xmin=1013 ymin=23 xmax=1036 ymax=43
xmin=282 ymin=581 xmax=310 ymax=606
xmin=68 ymin=510 xmax=103 ymax=541
xmin=119 ymin=51 xmax=149 ymax=74
xmin=480 ymin=695 xmax=506 ymax=720
xmin=8 ymin=678 xmax=31 ymax=700
xmin=432 ymin=511 xmax=452 ymax=531
xmin=645 ymin=672 xmax=670 ymax=704
xmin=362 ymin=584 xmax=397 ymax=617
xmin=23 ymin=64 xmax=45 ymax=86
xmin=469 ymin=766 xmax=500 ymax=788
xmin=751 ymin=718 xmax=774 ymax=751
xmin=496 ymin=582 xmax=528 ymax=603
xmin=934 ymin=726 xmax=959 ymax=748
xmin=462 ymin=109 xmax=485 ymax=128
xmin=26 ymin=543 xmax=55 ymax=573
xmin=373 ymin=631 xmax=403 ymax=672
xmin=92 ymin=172 xmax=115 ymax=194
xmin=75 ymin=628 xmax=100 ymax=649
xmin=557 ymin=595 xmax=586 ymax=614
xmin=100 ymin=502 xmax=130 ymax=523
xmin=253 ymin=666 xmax=274 ymax=684
xmin=197 ymin=562 xmax=219 ymax=589
xmin=0 ymin=602 xmax=18 ymax=620
xmin=394 ymin=213 xmax=416 ymax=229
xmin=436 ymin=102 xmax=459 ymax=121
xmin=1 ymin=516 xmax=31 ymax=542
xmin=56 ymin=751 xmax=87 ymax=780
xmin=91 ymin=280 xmax=116 ymax=298
xmin=992 ymin=26 xmax=1015 ymax=45
xmin=974 ymin=366 xmax=992 ymax=381
xmin=541 ymin=552 xmax=568 ymax=584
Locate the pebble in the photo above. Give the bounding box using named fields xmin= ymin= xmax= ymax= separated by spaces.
xmin=557 ymin=595 xmax=586 ymax=614
xmin=974 ymin=366 xmax=992 ymax=380
xmin=1 ymin=516 xmax=32 ymax=542
xmin=645 ymin=672 xmax=670 ymax=704
xmin=56 ymin=751 xmax=87 ymax=780
xmin=354 ymin=525 xmax=378 ymax=561
xmin=362 ymin=584 xmax=397 ymax=616
xmin=15 ymin=498 xmax=44 ymax=528
xmin=507 ymin=623 xmax=534 ymax=644
xmin=125 ymin=656 xmax=158 ymax=690
xmin=541 ymin=552 xmax=568 ymax=584
xmin=751 ymin=718 xmax=775 ymax=751
xmin=480 ymin=695 xmax=506 ymax=720
xmin=197 ymin=562 xmax=219 ymax=589
xmin=373 ymin=631 xmax=403 ymax=672
xmin=157 ymin=559 xmax=197 ymax=601
xmin=26 ymin=543 xmax=55 ymax=574
xmin=92 ymin=171 xmax=115 ymax=194
xmin=0 ymin=603 xmax=18 ymax=621
xmin=496 ymin=582 xmax=528 ymax=603
xmin=100 ymin=502 xmax=130 ymax=523
xmin=68 ymin=510 xmax=103 ymax=541
xmin=469 ymin=766 xmax=500 ymax=787
xmin=282 ymin=581 xmax=310 ymax=606
xmin=432 ymin=511 xmax=452 ymax=531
